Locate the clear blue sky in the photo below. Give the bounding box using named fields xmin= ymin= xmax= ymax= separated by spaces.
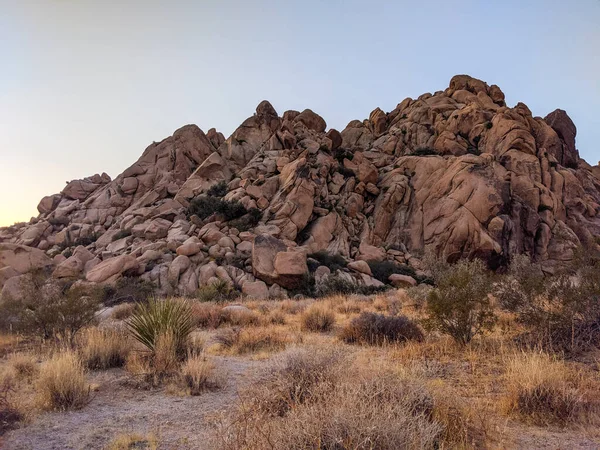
xmin=1 ymin=0 xmax=599 ymax=225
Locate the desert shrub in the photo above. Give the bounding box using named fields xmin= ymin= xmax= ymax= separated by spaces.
xmin=423 ymin=258 xmax=495 ymax=345
xmin=340 ymin=312 xmax=424 ymax=345
xmin=315 ymin=274 xmax=388 ymax=298
xmin=337 ymin=164 xmax=355 ymax=178
xmin=0 ymin=369 xmax=21 ymax=435
xmin=212 ymin=348 xmax=441 ymax=449
xmin=497 ymin=252 xmax=600 ymax=353
xmin=206 ymin=180 xmax=228 ymax=198
xmin=196 ymin=280 xmax=238 ymax=303
xmin=111 ymin=229 xmax=132 ymax=241
xmin=412 ymin=147 xmax=437 ymax=156
xmin=333 ymin=147 xmax=354 ymax=163
xmin=0 ymin=274 xmax=102 ymax=342
xmin=229 ymin=207 xmax=262 ymax=232
xmin=36 ymin=350 xmax=89 ymax=411
xmin=367 ymin=259 xmax=416 ymax=283
xmin=8 ymin=353 xmax=38 ymax=379
xmin=502 ymin=352 xmax=583 ymax=425
xmin=308 ymin=251 xmax=347 ymax=272
xmin=181 ymin=354 xmax=224 ymax=395
xmin=187 ymin=195 xmax=247 ymax=221
xmin=300 ymin=303 xmax=335 ymax=332
xmin=78 ymin=327 xmax=130 ymax=369
xmin=102 ymin=277 xmax=156 ymax=306
xmin=126 ymin=299 xmax=193 ymax=357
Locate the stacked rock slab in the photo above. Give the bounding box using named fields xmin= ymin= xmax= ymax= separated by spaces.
xmin=2 ymin=75 xmax=600 ymax=300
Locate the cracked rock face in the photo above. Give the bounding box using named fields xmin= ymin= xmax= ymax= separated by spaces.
xmin=2 ymin=74 xmax=600 ymax=297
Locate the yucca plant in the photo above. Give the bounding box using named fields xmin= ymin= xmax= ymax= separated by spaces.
xmin=126 ymin=299 xmax=194 ymax=357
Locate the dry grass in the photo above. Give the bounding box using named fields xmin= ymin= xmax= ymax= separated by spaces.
xmin=220 ymin=307 xmax=260 ymax=327
xmin=152 ymin=332 xmax=179 ymax=376
xmin=300 ymin=303 xmax=335 ymax=332
xmin=502 ymin=352 xmax=588 ymax=425
xmin=213 ymin=326 xmax=295 ymax=355
xmin=7 ymin=352 xmax=38 ymax=379
xmin=111 ymin=303 xmax=136 ymax=320
xmin=106 ymin=432 xmax=158 ymax=450
xmin=213 ymin=347 xmax=443 ymax=449
xmin=191 ymin=302 xmax=223 ymax=328
xmin=79 ymin=327 xmax=131 ymax=369
xmin=36 ymin=350 xmax=89 ymax=411
xmin=180 ymin=354 xmax=224 ymax=395
xmin=0 ymin=368 xmax=22 ymax=435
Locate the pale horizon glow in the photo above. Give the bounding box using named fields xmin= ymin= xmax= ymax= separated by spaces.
xmin=1 ymin=0 xmax=599 ymax=226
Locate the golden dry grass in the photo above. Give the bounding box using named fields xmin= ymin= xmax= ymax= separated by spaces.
xmin=502 ymin=352 xmax=593 ymax=425
xmin=7 ymin=352 xmax=38 ymax=379
xmin=111 ymin=303 xmax=136 ymax=320
xmin=212 ymin=325 xmax=298 ymax=356
xmin=300 ymin=303 xmax=336 ymax=332
xmin=36 ymin=350 xmax=89 ymax=411
xmin=180 ymin=354 xmax=224 ymax=395
xmin=106 ymin=432 xmax=158 ymax=450
xmin=79 ymin=327 xmax=131 ymax=370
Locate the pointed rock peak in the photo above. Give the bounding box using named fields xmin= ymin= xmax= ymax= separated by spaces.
xmin=256 ymin=100 xmax=278 ymax=118
xmin=449 ymin=74 xmax=489 ymax=94
xmin=545 ymin=109 xmax=579 ymax=167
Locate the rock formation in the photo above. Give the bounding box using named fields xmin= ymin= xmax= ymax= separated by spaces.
xmin=2 ymin=75 xmax=599 ymax=298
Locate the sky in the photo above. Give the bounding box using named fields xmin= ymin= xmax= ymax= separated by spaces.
xmin=1 ymin=0 xmax=599 ymax=226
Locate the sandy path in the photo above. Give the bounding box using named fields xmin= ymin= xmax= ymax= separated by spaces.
xmin=1 ymin=356 xmax=260 ymax=450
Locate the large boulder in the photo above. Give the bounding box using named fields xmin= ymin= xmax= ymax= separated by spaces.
xmin=273 ymin=251 xmax=308 ymax=289
xmin=0 ymin=244 xmax=53 ymax=275
xmin=86 ymin=254 xmax=139 ymax=283
xmin=252 ymin=234 xmax=287 ymax=285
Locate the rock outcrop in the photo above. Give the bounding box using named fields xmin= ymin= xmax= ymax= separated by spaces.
xmin=2 ymin=75 xmax=599 ymax=298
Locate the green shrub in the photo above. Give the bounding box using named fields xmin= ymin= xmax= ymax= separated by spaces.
xmin=423 ymin=259 xmax=495 ymax=345
xmin=412 ymin=148 xmax=437 ymax=156
xmin=334 ymin=148 xmax=354 ymax=163
xmin=196 ymin=280 xmax=238 ymax=303
xmin=340 ymin=312 xmax=424 ymax=345
xmin=206 ymin=181 xmax=228 ymax=198
xmin=187 ymin=195 xmax=247 ymax=221
xmin=0 ymin=273 xmax=102 ymax=342
xmin=229 ymin=208 xmax=262 ymax=232
xmin=367 ymin=260 xmax=416 ymax=283
xmin=126 ymin=299 xmax=193 ymax=357
xmin=309 ymin=251 xmax=348 ymax=273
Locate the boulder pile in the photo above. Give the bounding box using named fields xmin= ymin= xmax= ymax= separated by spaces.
xmin=2 ymin=75 xmax=599 ymax=299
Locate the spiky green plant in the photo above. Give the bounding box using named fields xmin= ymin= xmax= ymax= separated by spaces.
xmin=126 ymin=299 xmax=194 ymax=356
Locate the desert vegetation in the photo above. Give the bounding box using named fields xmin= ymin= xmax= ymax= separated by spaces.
xmin=1 ymin=254 xmax=600 ymax=448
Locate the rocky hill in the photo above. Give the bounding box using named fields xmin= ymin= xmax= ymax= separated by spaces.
xmin=2 ymin=75 xmax=600 ymax=299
